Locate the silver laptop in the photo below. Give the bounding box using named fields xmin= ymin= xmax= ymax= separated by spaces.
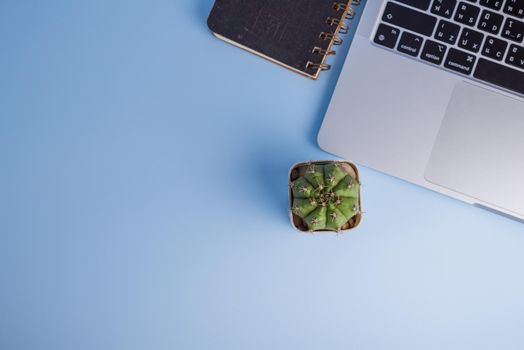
xmin=319 ymin=0 xmax=524 ymax=221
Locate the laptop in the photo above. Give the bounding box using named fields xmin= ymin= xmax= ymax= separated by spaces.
xmin=319 ymin=0 xmax=524 ymax=221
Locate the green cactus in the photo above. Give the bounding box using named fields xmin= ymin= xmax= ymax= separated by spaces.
xmin=291 ymin=163 xmax=360 ymax=232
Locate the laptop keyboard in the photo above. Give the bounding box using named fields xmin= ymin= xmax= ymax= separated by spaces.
xmin=373 ymin=0 xmax=524 ymax=96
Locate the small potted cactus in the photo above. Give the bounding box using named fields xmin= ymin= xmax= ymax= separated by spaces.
xmin=289 ymin=160 xmax=362 ymax=233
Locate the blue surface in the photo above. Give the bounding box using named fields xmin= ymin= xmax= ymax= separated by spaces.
xmin=1 ymin=1 xmax=524 ymax=349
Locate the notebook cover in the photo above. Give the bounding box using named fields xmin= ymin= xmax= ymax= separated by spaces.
xmin=207 ymin=0 xmax=351 ymax=79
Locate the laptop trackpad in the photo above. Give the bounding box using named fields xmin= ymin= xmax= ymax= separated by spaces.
xmin=425 ymin=82 xmax=524 ymax=215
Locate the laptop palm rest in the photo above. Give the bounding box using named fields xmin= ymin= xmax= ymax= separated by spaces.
xmin=425 ymin=82 xmax=524 ymax=216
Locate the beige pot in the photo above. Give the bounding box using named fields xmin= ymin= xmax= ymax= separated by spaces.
xmin=288 ymin=160 xmax=362 ymax=233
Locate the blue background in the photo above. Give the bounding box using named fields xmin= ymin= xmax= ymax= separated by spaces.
xmin=1 ymin=1 xmax=524 ymax=349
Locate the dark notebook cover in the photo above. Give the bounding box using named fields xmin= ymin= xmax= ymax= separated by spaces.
xmin=208 ymin=0 xmax=353 ymax=79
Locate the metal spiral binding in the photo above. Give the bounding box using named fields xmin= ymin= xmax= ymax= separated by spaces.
xmin=306 ymin=0 xmax=360 ymax=76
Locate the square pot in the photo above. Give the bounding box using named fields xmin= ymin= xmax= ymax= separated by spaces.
xmin=288 ymin=160 xmax=362 ymax=233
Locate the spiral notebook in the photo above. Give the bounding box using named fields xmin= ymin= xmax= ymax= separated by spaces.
xmin=207 ymin=0 xmax=359 ymax=79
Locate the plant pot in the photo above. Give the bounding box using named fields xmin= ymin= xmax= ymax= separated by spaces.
xmin=288 ymin=160 xmax=362 ymax=233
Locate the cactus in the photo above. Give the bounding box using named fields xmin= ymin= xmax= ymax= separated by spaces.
xmin=291 ymin=162 xmax=360 ymax=232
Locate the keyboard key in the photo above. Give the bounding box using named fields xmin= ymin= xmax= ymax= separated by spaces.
xmin=482 ymin=35 xmax=508 ymax=60
xmin=434 ymin=19 xmax=461 ymax=44
xmin=474 ymin=58 xmax=524 ymax=94
xmin=395 ymin=0 xmax=432 ymax=10
xmin=479 ymin=0 xmax=503 ymax=10
xmin=504 ymin=0 xmax=524 ymax=18
xmin=431 ymin=0 xmax=458 ymax=18
xmin=397 ymin=31 xmax=424 ymax=56
xmin=374 ymin=23 xmax=401 ymax=48
xmin=421 ymin=40 xmax=448 ymax=64
xmin=506 ymin=44 xmax=524 ymax=69
xmin=458 ymin=27 xmax=485 ymax=52
xmin=444 ymin=48 xmax=476 ymax=74
xmin=382 ymin=2 xmax=438 ymax=36
xmin=501 ymin=18 xmax=524 ymax=42
xmin=454 ymin=2 xmax=481 ymax=26
xmin=478 ymin=9 xmax=504 ymax=34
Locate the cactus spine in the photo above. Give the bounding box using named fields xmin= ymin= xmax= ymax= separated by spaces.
xmin=291 ymin=163 xmax=360 ymax=232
